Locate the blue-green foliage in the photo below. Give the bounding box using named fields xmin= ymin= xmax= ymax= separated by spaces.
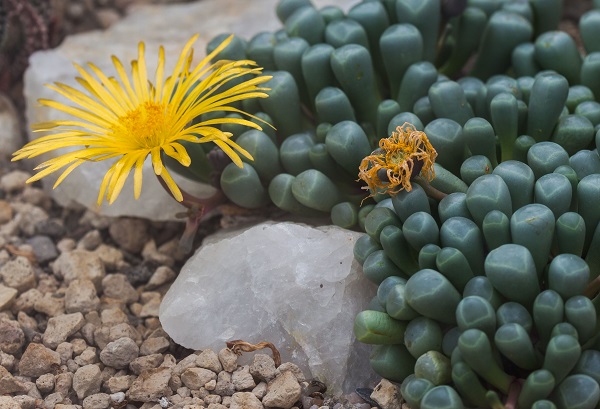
xmin=172 ymin=0 xmax=600 ymax=405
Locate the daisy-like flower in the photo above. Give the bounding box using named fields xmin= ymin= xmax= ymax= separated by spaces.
xmin=358 ymin=122 xmax=437 ymax=197
xmin=12 ymin=34 xmax=272 ymax=205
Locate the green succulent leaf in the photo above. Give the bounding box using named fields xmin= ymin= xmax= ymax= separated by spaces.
xmin=354 ymin=310 xmax=407 ymax=344
xmin=404 ymin=317 xmax=443 ymax=359
xmin=405 ymin=269 xmax=461 ymax=324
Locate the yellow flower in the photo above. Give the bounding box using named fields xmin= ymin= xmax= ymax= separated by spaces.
xmin=358 ymin=122 xmax=437 ymax=197
xmin=12 ymin=34 xmax=272 ymax=205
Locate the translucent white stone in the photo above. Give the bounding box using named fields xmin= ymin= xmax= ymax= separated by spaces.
xmin=160 ymin=222 xmax=378 ymax=394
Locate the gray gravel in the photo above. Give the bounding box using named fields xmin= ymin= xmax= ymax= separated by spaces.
xmin=0 ymin=166 xmax=381 ymax=409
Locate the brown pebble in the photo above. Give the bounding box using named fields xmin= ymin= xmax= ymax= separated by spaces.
xmin=99 ymin=337 xmax=139 ymax=369
xmin=42 ymin=312 xmax=85 ymax=349
xmin=65 ymin=279 xmax=100 ymax=314
xmin=18 ymin=343 xmax=61 ymax=377
xmin=0 ymin=200 xmax=13 ymax=224
xmin=0 ymin=319 xmax=25 ymax=354
xmin=72 ymin=364 xmax=102 ymax=400
xmin=127 ymin=366 xmax=172 ymax=402
xmin=139 ymin=336 xmax=170 ymax=356
xmin=108 ymin=218 xmax=148 ymax=254
xmin=0 ymin=256 xmax=37 ymax=294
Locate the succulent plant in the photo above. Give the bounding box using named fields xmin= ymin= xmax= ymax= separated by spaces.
xmin=166 ymin=0 xmax=600 ymax=406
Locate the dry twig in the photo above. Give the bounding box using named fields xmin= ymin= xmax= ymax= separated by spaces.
xmin=1 ymin=243 xmax=37 ymax=264
xmin=226 ymin=340 xmax=281 ymax=367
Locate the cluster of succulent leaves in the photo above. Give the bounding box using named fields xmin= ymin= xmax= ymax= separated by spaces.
xmin=167 ymin=0 xmax=600 ymax=407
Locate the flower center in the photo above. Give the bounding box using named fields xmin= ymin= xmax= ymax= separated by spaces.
xmin=115 ymin=101 xmax=169 ymax=148
xmin=388 ymin=150 xmax=407 ymax=165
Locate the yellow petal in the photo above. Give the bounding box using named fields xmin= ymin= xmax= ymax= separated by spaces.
xmin=131 ymin=61 xmax=144 ymax=104
xmin=38 ymin=99 xmax=112 ymax=129
xmin=162 ymin=143 xmax=191 ymax=167
xmin=31 ymin=119 xmax=107 ymax=134
xmin=193 ymin=116 xmax=260 ymax=129
xmin=97 ymin=162 xmax=117 ymax=205
xmin=86 ymin=63 xmax=132 ymax=112
xmin=74 ymin=63 xmax=126 ymax=116
xmin=74 ymin=77 xmax=100 ymax=99
xmin=154 ymin=46 xmax=165 ymax=102
xmin=222 ymin=136 xmax=253 ymax=161
xmin=133 ymin=154 xmax=146 ymax=199
xmin=213 ymin=139 xmax=243 ymax=167
xmin=135 ymin=41 xmax=150 ymax=102
xmin=161 ymin=34 xmax=199 ymax=104
xmin=186 ymin=34 xmax=233 ymax=82
xmin=53 ymin=159 xmax=86 ymax=188
xmin=112 ymin=55 xmax=139 ymax=106
xmin=150 ymin=147 xmax=163 ymax=175
xmin=47 ymin=83 xmax=118 ymax=120
xmin=159 ymin=167 xmax=183 ymax=202
xmin=107 ymin=155 xmax=137 ymax=204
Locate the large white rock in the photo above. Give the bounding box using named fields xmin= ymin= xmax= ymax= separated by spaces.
xmin=159 ymin=222 xmax=378 ymax=394
xmin=23 ymin=0 xmax=357 ymax=220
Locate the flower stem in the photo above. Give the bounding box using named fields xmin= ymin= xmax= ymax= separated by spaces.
xmin=584 ymin=276 xmax=600 ymax=299
xmin=413 ymin=175 xmax=448 ymax=201
xmin=505 ymin=379 xmax=522 ymax=409
xmin=177 ymin=205 xmax=203 ymax=254
xmin=156 ymin=174 xmax=227 ymax=252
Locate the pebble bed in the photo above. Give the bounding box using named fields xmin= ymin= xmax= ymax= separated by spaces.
xmin=0 ymin=166 xmax=384 ymax=409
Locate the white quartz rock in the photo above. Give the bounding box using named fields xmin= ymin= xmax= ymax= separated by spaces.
xmin=159 ymin=222 xmax=378 ymax=394
xmin=23 ymin=0 xmax=356 ymax=221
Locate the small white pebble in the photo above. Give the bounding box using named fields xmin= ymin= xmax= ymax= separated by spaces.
xmin=110 ymin=391 xmax=125 ymax=403
xmin=159 ymin=396 xmax=171 ymax=408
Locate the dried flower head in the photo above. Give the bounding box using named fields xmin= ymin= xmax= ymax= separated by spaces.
xmin=12 ymin=34 xmax=271 ymax=205
xmin=358 ymin=122 xmax=437 ymax=197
